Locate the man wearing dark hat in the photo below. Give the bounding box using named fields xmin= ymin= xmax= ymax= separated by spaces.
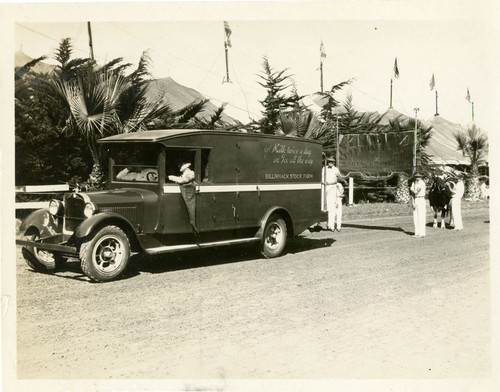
xmin=323 ymin=157 xmax=341 ymax=231
xmin=410 ymin=172 xmax=426 ymax=237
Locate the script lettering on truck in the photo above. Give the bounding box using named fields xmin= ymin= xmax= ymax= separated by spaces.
xmin=261 ymin=139 xmax=320 ymax=183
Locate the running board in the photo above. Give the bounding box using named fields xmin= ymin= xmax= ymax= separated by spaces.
xmin=143 ymin=237 xmax=261 ymax=255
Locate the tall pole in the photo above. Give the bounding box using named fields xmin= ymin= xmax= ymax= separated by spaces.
xmin=320 ymin=61 xmax=324 ymax=93
xmin=87 ymin=22 xmax=94 ymax=60
xmin=390 ymin=79 xmax=393 ymax=108
xmin=413 ymin=107 xmax=419 ymax=174
xmin=435 ymin=90 xmax=439 ymax=116
xmin=335 ymin=114 xmax=340 ymax=167
xmin=472 ymin=102 xmax=475 ymax=122
xmin=224 ymin=41 xmax=231 ymax=83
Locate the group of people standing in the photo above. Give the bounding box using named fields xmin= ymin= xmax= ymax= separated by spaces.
xmin=323 ymin=158 xmax=466 ymax=237
xmin=410 ymin=172 xmax=465 ymax=238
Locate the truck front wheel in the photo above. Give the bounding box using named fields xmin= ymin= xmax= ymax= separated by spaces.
xmin=21 ymin=231 xmax=58 ymax=272
xmin=260 ymin=214 xmax=287 ymax=258
xmin=80 ymin=225 xmax=130 ymax=282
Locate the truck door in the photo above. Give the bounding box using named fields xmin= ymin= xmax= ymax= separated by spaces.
xmin=196 ymin=146 xmax=238 ymax=231
xmin=235 ymin=139 xmax=261 ymax=227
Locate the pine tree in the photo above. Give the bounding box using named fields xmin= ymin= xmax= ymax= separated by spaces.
xmin=257 ymin=57 xmax=300 ymax=134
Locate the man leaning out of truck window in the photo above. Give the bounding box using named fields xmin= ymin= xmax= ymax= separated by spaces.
xmin=168 ymin=163 xmax=195 ymax=184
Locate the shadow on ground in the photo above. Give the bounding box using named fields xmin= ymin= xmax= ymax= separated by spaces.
xmin=34 ymin=236 xmax=336 ymax=281
xmin=342 ymin=223 xmax=413 ymax=235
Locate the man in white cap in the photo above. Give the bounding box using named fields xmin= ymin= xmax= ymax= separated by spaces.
xmin=410 ymin=172 xmax=426 ymax=237
xmin=168 ymin=162 xmax=195 ymax=184
xmin=323 ymin=157 xmax=341 ymax=231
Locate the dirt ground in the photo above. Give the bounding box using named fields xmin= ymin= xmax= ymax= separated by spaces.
xmin=12 ymin=203 xmax=492 ymax=386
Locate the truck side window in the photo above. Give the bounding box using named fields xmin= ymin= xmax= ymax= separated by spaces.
xmin=201 ymin=149 xmax=211 ymax=183
xmin=165 ymin=149 xmax=196 ymax=183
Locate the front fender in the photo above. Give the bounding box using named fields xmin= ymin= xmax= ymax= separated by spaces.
xmin=74 ymin=212 xmax=137 ymax=238
xmin=19 ymin=209 xmax=61 ymax=237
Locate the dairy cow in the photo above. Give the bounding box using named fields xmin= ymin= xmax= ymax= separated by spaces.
xmin=428 ymin=177 xmax=452 ymax=229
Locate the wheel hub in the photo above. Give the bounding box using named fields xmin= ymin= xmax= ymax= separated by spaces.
xmin=94 ymin=236 xmax=123 ymax=272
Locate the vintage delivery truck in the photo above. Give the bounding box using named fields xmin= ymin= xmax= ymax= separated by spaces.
xmin=16 ymin=129 xmax=327 ymax=282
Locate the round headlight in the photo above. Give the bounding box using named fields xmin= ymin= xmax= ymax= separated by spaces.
xmin=83 ymin=202 xmax=97 ymax=218
xmin=48 ymin=199 xmax=62 ymax=216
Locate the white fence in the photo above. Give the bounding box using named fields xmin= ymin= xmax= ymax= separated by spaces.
xmin=15 ymin=184 xmax=69 ymax=209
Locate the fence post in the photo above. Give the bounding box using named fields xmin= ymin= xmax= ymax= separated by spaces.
xmin=348 ymin=177 xmax=354 ymax=206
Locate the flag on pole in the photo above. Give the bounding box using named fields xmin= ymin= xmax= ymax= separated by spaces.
xmin=466 ymin=87 xmax=471 ymax=102
xmin=320 ymin=41 xmax=327 ymax=63
xmin=430 ymin=73 xmax=435 ymax=90
xmin=224 ymin=21 xmax=232 ymax=48
xmin=393 ymin=57 xmax=400 ymax=79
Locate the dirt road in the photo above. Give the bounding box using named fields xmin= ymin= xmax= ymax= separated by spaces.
xmin=15 ymin=207 xmax=490 ymax=382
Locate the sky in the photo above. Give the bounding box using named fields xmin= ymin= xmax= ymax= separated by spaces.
xmin=10 ymin=0 xmax=500 ymax=138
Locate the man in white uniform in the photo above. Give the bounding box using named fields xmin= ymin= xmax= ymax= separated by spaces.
xmin=410 ymin=172 xmax=426 ymax=238
xmin=448 ymin=175 xmax=465 ymax=231
xmin=168 ymin=163 xmax=195 ymax=184
xmin=323 ymin=158 xmax=341 ymax=231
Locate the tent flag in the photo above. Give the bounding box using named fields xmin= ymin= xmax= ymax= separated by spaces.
xmin=224 ymin=21 xmax=232 ymax=48
xmin=466 ymin=87 xmax=471 ymax=102
xmin=320 ymin=41 xmax=327 ymax=63
xmin=393 ymin=57 xmax=400 ymax=79
xmin=430 ymin=73 xmax=435 ymax=90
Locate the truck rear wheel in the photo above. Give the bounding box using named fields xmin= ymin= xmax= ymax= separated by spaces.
xmin=21 ymin=231 xmax=58 ymax=272
xmin=260 ymin=214 xmax=287 ymax=258
xmin=80 ymin=225 xmax=130 ymax=282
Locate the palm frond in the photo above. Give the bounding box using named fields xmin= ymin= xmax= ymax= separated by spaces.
xmin=176 ymin=99 xmax=209 ymax=123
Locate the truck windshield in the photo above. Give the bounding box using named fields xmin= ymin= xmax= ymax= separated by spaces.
xmin=109 ymin=144 xmax=160 ymax=183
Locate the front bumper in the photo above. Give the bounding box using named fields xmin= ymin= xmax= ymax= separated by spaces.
xmin=16 ymin=233 xmax=78 ymax=254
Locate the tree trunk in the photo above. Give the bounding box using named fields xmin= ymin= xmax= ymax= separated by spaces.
xmin=87 ymin=162 xmax=106 ymax=191
xmin=465 ymin=165 xmax=481 ymax=201
xmin=466 ymin=175 xmax=481 ymax=201
xmin=395 ymin=173 xmax=411 ymax=204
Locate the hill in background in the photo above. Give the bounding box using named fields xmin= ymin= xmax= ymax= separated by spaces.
xmin=145 ymin=77 xmax=238 ymax=125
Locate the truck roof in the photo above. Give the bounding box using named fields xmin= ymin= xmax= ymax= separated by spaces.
xmin=98 ymin=129 xmax=322 ymax=145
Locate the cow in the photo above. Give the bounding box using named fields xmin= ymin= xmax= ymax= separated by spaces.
xmin=428 ymin=177 xmax=452 ymax=229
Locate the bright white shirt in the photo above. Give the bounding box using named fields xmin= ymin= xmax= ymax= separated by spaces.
xmin=169 ymin=168 xmax=195 ymax=184
xmin=410 ymin=179 xmax=426 ymax=198
xmin=323 ymin=165 xmax=340 ymax=185
xmin=451 ymin=179 xmax=465 ymax=199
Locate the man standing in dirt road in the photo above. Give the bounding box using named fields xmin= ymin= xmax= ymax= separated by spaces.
xmin=323 ymin=157 xmax=341 ymax=231
xmin=410 ymin=172 xmax=427 ymax=238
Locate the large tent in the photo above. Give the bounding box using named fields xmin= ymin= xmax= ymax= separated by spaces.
xmin=424 ymin=115 xmax=470 ymax=165
xmin=299 ymin=95 xmax=478 ymax=167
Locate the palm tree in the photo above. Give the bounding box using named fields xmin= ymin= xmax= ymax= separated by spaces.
xmin=53 ymin=44 xmax=171 ymax=189
xmin=454 ymin=124 xmax=488 ymax=201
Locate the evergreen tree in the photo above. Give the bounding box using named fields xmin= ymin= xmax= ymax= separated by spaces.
xmin=257 ymin=57 xmax=300 ymax=134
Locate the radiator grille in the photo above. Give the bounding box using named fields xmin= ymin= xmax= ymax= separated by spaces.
xmin=64 ymin=194 xmax=85 ymax=232
xmin=99 ymin=206 xmax=137 ymax=222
